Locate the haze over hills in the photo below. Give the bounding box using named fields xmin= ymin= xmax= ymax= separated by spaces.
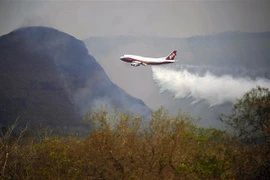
xmin=84 ymin=32 xmax=270 ymax=128
xmin=0 ymin=26 xmax=151 ymax=131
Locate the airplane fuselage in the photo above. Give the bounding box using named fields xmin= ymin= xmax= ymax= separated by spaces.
xmin=120 ymin=55 xmax=175 ymax=66
xmin=120 ymin=50 xmax=178 ymax=67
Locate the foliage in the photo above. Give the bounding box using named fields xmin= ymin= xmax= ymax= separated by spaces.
xmin=220 ymin=86 xmax=270 ymax=141
xmin=219 ymin=86 xmax=270 ymax=179
xmin=0 ymin=106 xmax=269 ymax=179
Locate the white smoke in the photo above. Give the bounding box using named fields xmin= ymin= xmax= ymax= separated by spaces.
xmin=152 ymin=66 xmax=270 ymax=106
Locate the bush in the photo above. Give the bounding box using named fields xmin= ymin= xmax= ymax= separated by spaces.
xmin=1 ymin=106 xmax=269 ymax=179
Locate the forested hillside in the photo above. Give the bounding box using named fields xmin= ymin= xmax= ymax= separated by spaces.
xmin=0 ymin=26 xmax=151 ymax=132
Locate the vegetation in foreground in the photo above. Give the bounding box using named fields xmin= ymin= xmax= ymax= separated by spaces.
xmin=1 ymin=86 xmax=269 ymax=180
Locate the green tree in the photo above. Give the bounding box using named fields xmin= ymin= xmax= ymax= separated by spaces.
xmin=220 ymin=86 xmax=270 ymax=142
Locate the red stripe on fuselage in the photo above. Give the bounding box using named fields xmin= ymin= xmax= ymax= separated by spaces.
xmin=120 ymin=57 xmax=174 ymax=65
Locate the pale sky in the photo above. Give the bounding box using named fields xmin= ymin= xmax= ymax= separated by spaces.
xmin=0 ymin=0 xmax=269 ymax=40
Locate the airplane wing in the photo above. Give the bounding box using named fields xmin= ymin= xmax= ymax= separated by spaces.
xmin=141 ymin=62 xmax=147 ymax=66
xmin=131 ymin=61 xmax=147 ymax=67
xmin=131 ymin=61 xmax=141 ymax=66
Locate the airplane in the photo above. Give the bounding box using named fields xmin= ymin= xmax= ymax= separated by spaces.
xmin=120 ymin=50 xmax=178 ymax=67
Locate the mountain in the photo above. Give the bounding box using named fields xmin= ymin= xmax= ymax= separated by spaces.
xmin=0 ymin=26 xmax=151 ymax=132
xmin=84 ymin=32 xmax=270 ymax=128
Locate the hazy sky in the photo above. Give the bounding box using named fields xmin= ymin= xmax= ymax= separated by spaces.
xmin=0 ymin=0 xmax=269 ymax=39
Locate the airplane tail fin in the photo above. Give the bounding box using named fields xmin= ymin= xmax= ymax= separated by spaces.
xmin=165 ymin=50 xmax=177 ymax=60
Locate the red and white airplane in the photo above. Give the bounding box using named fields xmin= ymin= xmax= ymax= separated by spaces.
xmin=120 ymin=50 xmax=178 ymax=67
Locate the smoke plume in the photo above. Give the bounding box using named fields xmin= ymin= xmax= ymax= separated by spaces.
xmin=152 ymin=65 xmax=270 ymax=106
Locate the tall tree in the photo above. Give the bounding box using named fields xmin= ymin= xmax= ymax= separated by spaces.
xmin=220 ymin=86 xmax=270 ymax=142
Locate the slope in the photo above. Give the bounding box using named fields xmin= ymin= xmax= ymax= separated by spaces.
xmin=0 ymin=26 xmax=151 ymax=131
